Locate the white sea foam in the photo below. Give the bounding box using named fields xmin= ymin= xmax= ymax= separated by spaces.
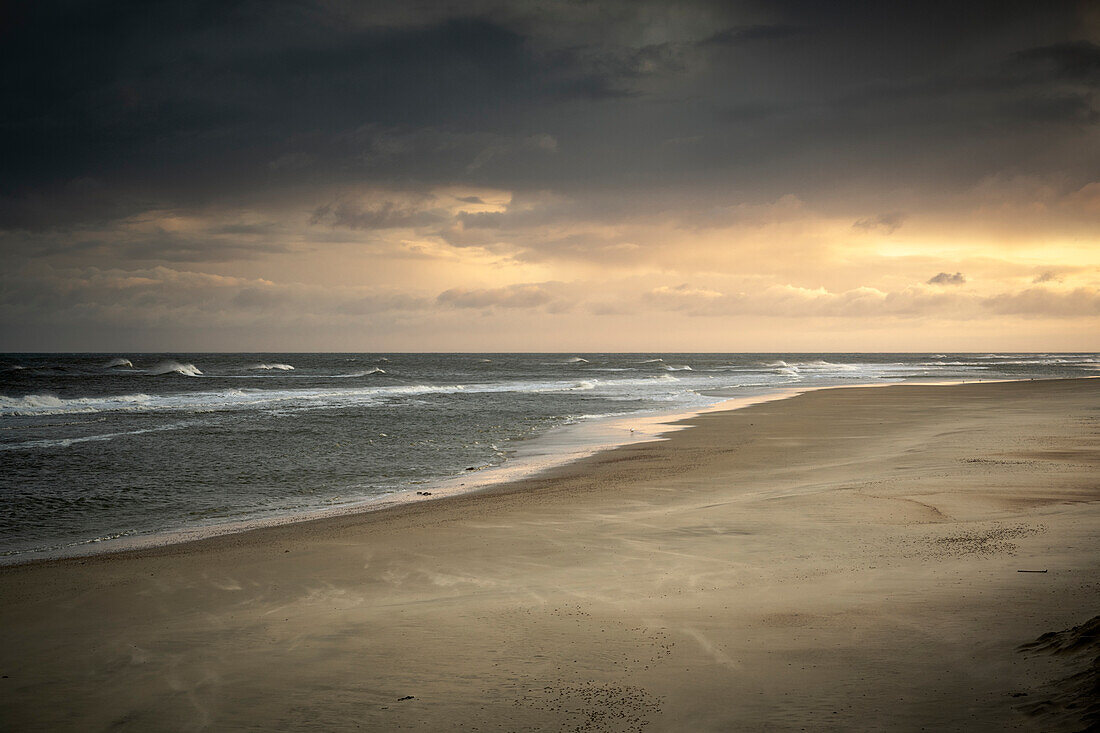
xmin=334 ymin=367 xmax=386 ymax=377
xmin=0 ymin=374 xmax=691 ymax=418
xmin=0 ymin=393 xmax=156 ymax=416
xmin=920 ymin=361 xmax=986 ymax=367
xmin=1 ymin=394 xmax=68 ymax=413
xmin=566 ymin=357 xmax=589 ymax=363
xmin=104 ymin=358 xmax=134 ymax=369
xmin=561 ymin=411 xmax=633 ymax=425
xmin=248 ymin=363 xmax=294 ymax=371
xmin=0 ymin=422 xmax=194 ymax=451
xmin=146 ymin=361 xmax=202 ymax=376
xmin=796 ymin=360 xmax=860 ymax=371
xmin=760 ymin=359 xmax=866 ymax=375
xmin=981 ymin=357 xmax=1098 ymax=366
xmin=700 ymin=366 xmax=762 ymax=372
xmin=664 ymin=364 xmax=693 ymax=371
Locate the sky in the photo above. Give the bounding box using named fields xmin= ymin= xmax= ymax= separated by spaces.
xmin=1 ymin=0 xmax=1098 ymax=352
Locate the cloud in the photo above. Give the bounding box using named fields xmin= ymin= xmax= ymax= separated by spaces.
xmin=1011 ymin=41 xmax=1100 ymax=83
xmin=700 ymin=24 xmax=801 ymax=46
xmin=436 ymin=283 xmax=561 ymax=310
xmin=0 ymin=1 xmax=1096 ymax=350
xmin=852 ymin=212 xmax=907 ymax=234
xmin=464 ymin=133 xmax=558 ymax=172
xmin=0 ymin=210 xmax=295 ymax=264
xmin=0 ymin=0 xmax=1091 ymax=254
xmin=623 ymin=281 xmax=1100 ymax=320
xmin=648 ymin=283 xmax=724 ymax=306
xmin=309 ymin=201 xmax=445 ymax=230
xmin=267 ymin=152 xmax=315 ymax=171
xmin=0 ymin=263 xmax=432 ymax=332
xmin=983 ymin=287 xmax=1100 ymax=317
xmin=927 ymin=272 xmax=966 ymax=285
xmin=1032 ymin=271 xmax=1061 ymax=284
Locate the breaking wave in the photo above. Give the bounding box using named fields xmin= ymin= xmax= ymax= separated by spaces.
xmin=0 ymin=374 xmax=688 ymax=418
xmin=762 ymin=359 xmax=859 ymax=373
xmin=797 ymin=360 xmax=860 ymax=371
xmin=1 ymin=393 xmax=156 ymax=417
xmin=146 ymin=361 xmax=202 ymax=377
xmin=103 ymin=358 xmax=133 ymax=369
xmin=664 ymin=364 xmax=693 ymax=371
xmin=248 ymin=363 xmax=294 ymax=371
xmin=335 ymin=367 xmax=386 ymax=377
xmin=566 ymin=357 xmax=589 ymax=363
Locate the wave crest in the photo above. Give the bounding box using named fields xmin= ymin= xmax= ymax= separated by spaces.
xmin=248 ymin=363 xmax=294 ymax=371
xmin=0 ymin=393 xmax=155 ymax=416
xmin=104 ymin=358 xmax=133 ymax=369
xmin=334 ymin=367 xmax=385 ymax=377
xmin=146 ymin=361 xmax=202 ymax=377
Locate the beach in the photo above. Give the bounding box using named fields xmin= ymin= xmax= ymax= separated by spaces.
xmin=1 ymin=378 xmax=1097 ymax=731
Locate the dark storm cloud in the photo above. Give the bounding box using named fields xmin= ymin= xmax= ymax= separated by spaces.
xmin=117 ymin=235 xmax=293 ymax=263
xmin=0 ymin=0 xmax=1095 ymax=238
xmin=1012 ymin=41 xmax=1100 ymax=83
xmin=700 ymin=24 xmax=802 ymax=46
xmin=309 ymin=201 xmax=446 ymax=230
xmin=0 ymin=221 xmax=292 ymax=264
xmin=0 ymin=2 xmax=612 ymax=228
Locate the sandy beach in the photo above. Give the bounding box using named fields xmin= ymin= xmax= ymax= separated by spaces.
xmin=1 ymin=378 xmax=1097 ymax=731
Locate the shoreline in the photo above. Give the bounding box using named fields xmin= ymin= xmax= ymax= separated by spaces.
xmin=1 ymin=376 xmax=1045 ymax=567
xmin=3 ymin=374 xmax=1032 ymax=567
xmin=0 ymin=381 xmax=819 ymax=566
xmin=2 ymin=377 xmax=1097 ymax=731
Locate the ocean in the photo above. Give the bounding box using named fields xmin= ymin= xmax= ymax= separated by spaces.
xmin=1 ymin=352 xmax=1096 ymax=561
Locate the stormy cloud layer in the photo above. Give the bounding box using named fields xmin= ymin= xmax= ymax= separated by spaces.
xmin=1 ymin=0 xmax=1098 ymax=350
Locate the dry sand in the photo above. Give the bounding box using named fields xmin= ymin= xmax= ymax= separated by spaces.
xmin=1 ymin=379 xmax=1098 ymax=731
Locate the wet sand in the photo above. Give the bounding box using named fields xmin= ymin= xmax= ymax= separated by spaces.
xmin=1 ymin=379 xmax=1098 ymax=731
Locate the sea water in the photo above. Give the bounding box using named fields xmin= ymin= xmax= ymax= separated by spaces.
xmin=1 ymin=353 xmax=1096 ymax=559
